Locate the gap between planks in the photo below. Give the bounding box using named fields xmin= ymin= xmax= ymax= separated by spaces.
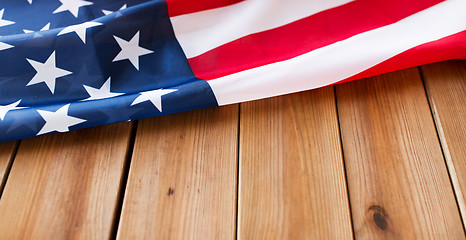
xmin=0 ymin=140 xmax=19 ymax=199
xmin=110 ymin=121 xmax=139 ymax=240
xmin=420 ymin=60 xmax=466 ymax=232
xmin=235 ymin=103 xmax=241 ymax=240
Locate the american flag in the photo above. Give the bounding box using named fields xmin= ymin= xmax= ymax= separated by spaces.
xmin=0 ymin=0 xmax=464 ymax=142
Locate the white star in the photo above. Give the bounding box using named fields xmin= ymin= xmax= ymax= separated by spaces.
xmin=27 ymin=51 xmax=73 ymax=94
xmin=58 ymin=21 xmax=102 ymax=43
xmin=0 ymin=9 xmax=15 ymax=28
xmin=23 ymin=23 xmax=50 ymax=37
xmin=113 ymin=31 xmax=154 ymax=70
xmin=101 ymin=10 xmax=112 ymax=16
xmin=0 ymin=41 xmax=13 ymax=51
xmin=102 ymin=4 xmax=127 ymax=16
xmin=83 ymin=77 xmax=124 ymax=101
xmin=131 ymin=89 xmax=177 ymax=112
xmin=37 ymin=104 xmax=86 ymax=135
xmin=53 ymin=0 xmax=93 ymax=18
xmin=28 ymin=0 xmax=33 ymax=4
xmin=0 ymin=100 xmax=25 ymax=120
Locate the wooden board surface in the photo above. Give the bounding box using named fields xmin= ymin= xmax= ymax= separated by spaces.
xmin=238 ymin=87 xmax=353 ymax=239
xmin=336 ymin=68 xmax=464 ymax=239
xmin=117 ymin=106 xmax=239 ymax=240
xmin=421 ymin=60 xmax=466 ymax=228
xmin=0 ymin=122 xmax=133 ymax=239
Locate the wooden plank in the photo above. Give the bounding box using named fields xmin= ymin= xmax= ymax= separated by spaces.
xmin=0 ymin=141 xmax=17 ymax=194
xmin=336 ymin=68 xmax=464 ymax=239
xmin=117 ymin=106 xmax=239 ymax=240
xmin=0 ymin=122 xmax=133 ymax=239
xmin=238 ymin=87 xmax=353 ymax=239
xmin=421 ymin=60 xmax=466 ymax=228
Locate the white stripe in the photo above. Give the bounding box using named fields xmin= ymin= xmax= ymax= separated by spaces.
xmin=208 ymin=0 xmax=466 ymax=106
xmin=171 ymin=0 xmax=353 ymax=58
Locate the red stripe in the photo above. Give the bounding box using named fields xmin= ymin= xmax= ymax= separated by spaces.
xmin=333 ymin=30 xmax=466 ymax=84
xmin=187 ymin=0 xmax=444 ymax=80
xmin=166 ymin=0 xmax=243 ymax=17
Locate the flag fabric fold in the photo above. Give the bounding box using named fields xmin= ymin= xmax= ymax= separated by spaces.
xmin=0 ymin=0 xmax=464 ymax=142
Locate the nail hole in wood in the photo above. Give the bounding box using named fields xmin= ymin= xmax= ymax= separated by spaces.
xmin=168 ymin=187 xmax=174 ymax=196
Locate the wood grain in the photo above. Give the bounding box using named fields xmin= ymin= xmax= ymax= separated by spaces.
xmin=0 ymin=122 xmax=133 ymax=239
xmin=117 ymin=106 xmax=239 ymax=240
xmin=421 ymin=60 xmax=466 ymax=229
xmin=336 ymin=68 xmax=464 ymax=239
xmin=0 ymin=141 xmax=17 ymax=195
xmin=238 ymin=87 xmax=353 ymax=239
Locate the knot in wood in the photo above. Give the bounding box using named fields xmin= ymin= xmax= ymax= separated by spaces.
xmin=368 ymin=205 xmax=389 ymax=231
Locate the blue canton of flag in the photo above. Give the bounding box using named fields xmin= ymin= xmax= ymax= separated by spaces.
xmin=0 ymin=0 xmax=218 ymax=142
